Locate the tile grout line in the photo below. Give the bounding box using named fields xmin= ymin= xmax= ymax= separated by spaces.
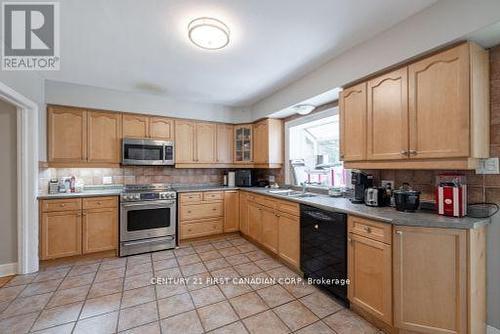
xmin=26 ymin=264 xmax=73 ymax=333
xmin=71 ymin=260 xmax=102 ymax=334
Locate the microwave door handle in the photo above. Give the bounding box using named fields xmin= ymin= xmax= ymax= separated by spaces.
xmin=163 ymin=144 xmax=167 ymax=164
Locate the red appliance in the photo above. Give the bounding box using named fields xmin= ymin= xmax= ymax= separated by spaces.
xmin=435 ymin=174 xmax=467 ymax=217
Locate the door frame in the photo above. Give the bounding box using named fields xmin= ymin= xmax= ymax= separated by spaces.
xmin=0 ymin=81 xmax=39 ymax=275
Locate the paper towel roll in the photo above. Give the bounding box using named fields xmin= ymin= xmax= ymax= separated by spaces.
xmin=228 ymin=171 xmax=236 ymax=187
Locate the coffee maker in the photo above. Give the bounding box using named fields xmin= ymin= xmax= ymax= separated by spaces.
xmin=350 ymin=171 xmax=373 ymax=204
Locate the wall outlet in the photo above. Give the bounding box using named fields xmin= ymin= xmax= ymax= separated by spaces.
xmin=102 ymin=176 xmax=113 ymax=184
xmin=476 ymin=157 xmax=500 ymax=174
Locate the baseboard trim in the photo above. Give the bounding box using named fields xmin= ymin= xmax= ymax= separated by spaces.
xmin=488 ymin=325 xmax=500 ymax=334
xmin=0 ymin=262 xmax=18 ymax=277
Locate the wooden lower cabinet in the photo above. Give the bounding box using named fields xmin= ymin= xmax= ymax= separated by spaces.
xmin=277 ymin=212 xmax=300 ymax=268
xmin=40 ymin=196 xmax=118 ymax=260
xmin=393 ymin=226 xmax=467 ymax=334
xmin=224 ymin=191 xmax=239 ymax=232
xmin=247 ymin=202 xmax=262 ymax=242
xmin=41 ymin=211 xmax=82 ymax=260
xmin=179 ymin=191 xmax=225 ymax=240
xmin=239 ymin=193 xmax=249 ymax=236
xmin=348 ymin=233 xmax=392 ymax=326
xmin=181 ymin=218 xmax=223 ymax=240
xmin=82 ymin=207 xmax=118 ymax=253
xmin=260 ymin=206 xmax=278 ymax=253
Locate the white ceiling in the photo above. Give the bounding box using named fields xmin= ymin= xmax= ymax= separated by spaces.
xmin=43 ymin=0 xmax=438 ymax=107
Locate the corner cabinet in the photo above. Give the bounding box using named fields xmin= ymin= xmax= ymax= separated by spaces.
xmin=341 ymin=42 xmax=490 ymax=169
xmin=252 ymin=119 xmax=283 ymax=167
xmin=234 ymin=125 xmax=253 ymax=163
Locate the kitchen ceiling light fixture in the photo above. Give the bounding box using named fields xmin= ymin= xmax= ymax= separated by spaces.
xmin=294 ymin=104 xmax=316 ymax=115
xmin=188 ymin=17 xmax=230 ymax=50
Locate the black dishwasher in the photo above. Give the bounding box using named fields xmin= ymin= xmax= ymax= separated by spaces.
xmin=300 ymin=204 xmax=348 ymax=304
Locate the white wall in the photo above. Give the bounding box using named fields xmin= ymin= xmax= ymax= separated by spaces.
xmin=45 ymin=80 xmax=252 ymax=124
xmin=251 ymin=0 xmax=500 ymax=118
xmin=0 ymin=99 xmax=18 ymax=266
xmin=0 ymin=72 xmax=45 ymax=160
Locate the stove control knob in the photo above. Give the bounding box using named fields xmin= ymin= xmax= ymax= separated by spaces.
xmin=134 ymin=194 xmax=141 ymax=200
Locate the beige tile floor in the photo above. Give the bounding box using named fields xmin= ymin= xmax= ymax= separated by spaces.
xmin=0 ymin=234 xmax=382 ymax=333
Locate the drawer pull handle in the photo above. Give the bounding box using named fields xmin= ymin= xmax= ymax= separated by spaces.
xmin=61 ymin=204 xmax=66 ymax=207
xmin=314 ymin=224 xmax=319 ymax=230
xmin=97 ymin=201 xmax=102 ymax=205
xmin=212 ymin=208 xmax=217 ymax=211
xmin=364 ymin=226 xmax=372 ymax=233
xmin=187 ymin=210 xmax=192 ymax=214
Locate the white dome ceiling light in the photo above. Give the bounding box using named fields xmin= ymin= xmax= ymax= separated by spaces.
xmin=294 ymin=104 xmax=316 ymax=115
xmin=188 ymin=17 xmax=230 ymax=50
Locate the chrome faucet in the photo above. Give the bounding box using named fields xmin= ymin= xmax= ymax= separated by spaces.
xmin=301 ymin=182 xmax=309 ymax=194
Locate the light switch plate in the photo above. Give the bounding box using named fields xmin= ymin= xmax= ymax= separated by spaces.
xmin=269 ymin=175 xmax=276 ymax=183
xmin=381 ymin=180 xmax=395 ymax=189
xmin=476 ymin=157 xmax=500 ymax=174
xmin=102 ymin=176 xmax=113 ymax=184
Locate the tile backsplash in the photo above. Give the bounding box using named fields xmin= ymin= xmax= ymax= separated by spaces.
xmin=38 ymin=167 xmax=283 ymax=193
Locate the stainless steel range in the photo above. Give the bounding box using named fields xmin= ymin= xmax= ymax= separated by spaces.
xmin=120 ymin=184 xmax=176 ymax=256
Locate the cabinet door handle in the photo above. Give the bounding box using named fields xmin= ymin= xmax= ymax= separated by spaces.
xmin=60 ymin=204 xmax=66 ymax=207
xmin=314 ymin=224 xmax=319 ymax=230
xmin=395 ymin=230 xmax=403 ymax=235
xmin=409 ymin=149 xmax=417 ymax=155
xmin=400 ymin=150 xmax=408 ymax=155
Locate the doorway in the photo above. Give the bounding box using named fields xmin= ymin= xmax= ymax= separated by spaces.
xmin=0 ymin=99 xmax=18 ymax=275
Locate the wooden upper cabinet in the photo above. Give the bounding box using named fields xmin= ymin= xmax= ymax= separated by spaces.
xmin=196 ymin=122 xmax=217 ymax=163
xmin=224 ymin=191 xmax=239 ymax=232
xmin=367 ymin=68 xmax=408 ymax=160
xmin=87 ymin=111 xmax=122 ymax=163
xmin=175 ymin=120 xmax=196 ymax=163
xmin=340 ymin=82 xmax=367 ymax=161
xmin=408 ymin=43 xmax=470 ymax=159
xmin=234 ymin=125 xmax=253 ymax=163
xmin=48 ymin=106 xmax=87 ymax=163
xmin=122 ymin=114 xmax=149 ymax=138
xmin=149 ymin=117 xmax=174 ymax=140
xmin=393 ymin=226 xmax=467 ymax=333
xmin=253 ymin=120 xmax=268 ymax=164
xmin=216 ymin=124 xmax=234 ymax=163
xmin=253 ymin=119 xmax=283 ymax=165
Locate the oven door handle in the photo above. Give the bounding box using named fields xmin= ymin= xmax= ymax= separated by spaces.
xmin=122 ymin=236 xmax=175 ymax=247
xmin=121 ymin=201 xmax=176 ymax=208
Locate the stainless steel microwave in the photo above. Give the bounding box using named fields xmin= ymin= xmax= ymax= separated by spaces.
xmin=122 ymin=138 xmax=174 ymax=166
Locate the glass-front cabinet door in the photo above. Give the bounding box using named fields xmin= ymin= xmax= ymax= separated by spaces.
xmin=234 ymin=125 xmax=253 ymax=163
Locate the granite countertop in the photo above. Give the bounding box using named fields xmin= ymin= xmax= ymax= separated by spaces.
xmin=38 ymin=185 xmax=123 ymax=199
xmin=239 ymin=188 xmax=490 ymax=230
xmin=173 ymin=184 xmax=239 ymax=193
xmin=38 ymin=183 xmax=491 ymax=229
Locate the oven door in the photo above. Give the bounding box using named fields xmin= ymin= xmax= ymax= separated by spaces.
xmin=122 ymin=138 xmax=172 ymax=165
xmin=120 ymin=200 xmax=176 ymax=242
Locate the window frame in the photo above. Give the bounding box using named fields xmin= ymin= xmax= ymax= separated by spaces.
xmin=284 ymin=106 xmax=339 ymax=186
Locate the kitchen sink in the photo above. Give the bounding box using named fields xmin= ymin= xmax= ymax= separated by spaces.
xmin=289 ymin=193 xmax=317 ymax=198
xmin=267 ymin=189 xmax=317 ymax=198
